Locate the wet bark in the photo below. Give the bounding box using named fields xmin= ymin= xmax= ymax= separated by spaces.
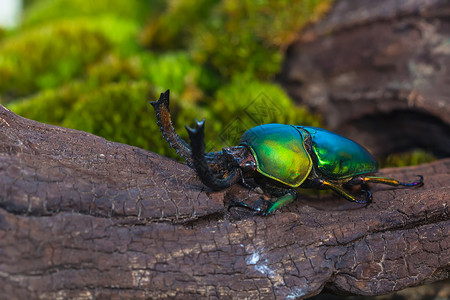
xmin=279 ymin=0 xmax=450 ymax=159
xmin=1 ymin=105 xmax=449 ymax=299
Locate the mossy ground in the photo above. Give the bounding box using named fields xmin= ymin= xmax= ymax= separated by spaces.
xmin=1 ymin=0 xmax=432 ymax=167
xmin=1 ymin=0 xmax=329 ymax=161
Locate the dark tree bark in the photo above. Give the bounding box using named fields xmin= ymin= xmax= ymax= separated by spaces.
xmin=0 ymin=105 xmax=449 ymax=299
xmin=279 ymin=0 xmax=450 ymax=159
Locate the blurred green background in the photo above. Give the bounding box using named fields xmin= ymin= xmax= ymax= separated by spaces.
xmin=0 ymin=0 xmax=434 ymax=166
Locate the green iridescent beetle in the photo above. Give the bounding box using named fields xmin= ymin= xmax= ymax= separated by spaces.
xmin=151 ymin=90 xmax=424 ymax=215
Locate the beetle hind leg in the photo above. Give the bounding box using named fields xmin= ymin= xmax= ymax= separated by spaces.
xmin=346 ymin=175 xmax=424 ymax=187
xmin=308 ymin=178 xmax=373 ymax=204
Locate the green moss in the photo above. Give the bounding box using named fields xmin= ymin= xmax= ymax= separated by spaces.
xmin=4 ymin=0 xmax=329 ymax=163
xmin=6 ymin=53 xmax=148 ymax=123
xmin=6 ymin=51 xmax=212 ymax=128
xmin=9 ymin=75 xmax=320 ymax=161
xmin=86 ymin=54 xmax=144 ymax=86
xmin=139 ymin=0 xmax=220 ymax=50
xmin=87 ymin=51 xmax=219 ymax=103
xmin=201 ymin=76 xmax=321 ymax=152
xmin=0 ymin=17 xmax=140 ymax=97
xmin=143 ymin=51 xmax=222 ymax=101
xmin=62 ymin=81 xmax=153 ymax=149
xmin=7 ymin=81 xmax=96 ymax=124
xmin=142 ymin=0 xmax=333 ymax=80
xmin=381 ymin=149 xmax=437 ymax=168
xmin=0 ymin=23 xmax=105 ymax=97
xmin=61 ymin=81 xmax=200 ymax=159
xmin=95 ymin=50 xmax=220 ymax=92
xmin=23 ymin=0 xmax=40 ymax=9
xmin=22 ymin=0 xmax=151 ymax=27
xmin=191 ymin=0 xmax=333 ymax=80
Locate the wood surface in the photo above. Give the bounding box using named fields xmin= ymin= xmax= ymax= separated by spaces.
xmin=1 ymin=105 xmax=448 ymax=299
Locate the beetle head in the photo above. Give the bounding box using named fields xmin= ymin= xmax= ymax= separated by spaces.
xmin=222 ymin=146 xmax=257 ymax=175
xmin=152 ymin=90 xmax=256 ymax=190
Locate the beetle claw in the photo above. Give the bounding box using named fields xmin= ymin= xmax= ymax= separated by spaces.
xmin=149 ymin=89 xmax=170 ymax=111
xmin=195 ymin=119 xmax=205 ymax=129
xmin=398 ymin=175 xmax=424 ymax=187
xmin=228 ymin=198 xmax=272 ymax=216
xmin=185 ymin=119 xmax=205 ymax=138
xmin=359 ymin=189 xmax=373 ymax=206
xmin=185 ymin=119 xmax=206 ymax=159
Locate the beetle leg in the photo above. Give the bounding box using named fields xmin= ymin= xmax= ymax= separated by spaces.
xmin=346 ymin=175 xmax=424 ymax=187
xmin=150 ymin=89 xmax=192 ymax=160
xmin=151 ymin=90 xmax=239 ymax=173
xmin=310 ymin=178 xmax=373 ymax=204
xmin=186 ymin=119 xmax=241 ymax=190
xmin=264 ymin=191 xmax=297 ymax=214
xmin=237 ymin=168 xmax=255 ymax=190
xmin=228 ymin=198 xmax=267 ymax=214
xmin=229 ymin=190 xmax=297 ymax=215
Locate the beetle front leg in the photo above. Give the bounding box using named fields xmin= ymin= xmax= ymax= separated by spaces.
xmin=265 ymin=190 xmax=297 ymax=214
xmin=185 ymin=119 xmax=241 ymax=190
xmin=308 ymin=178 xmax=373 ymax=204
xmin=230 ymin=190 xmax=297 ymax=216
xmin=150 ymin=90 xmax=192 ymax=160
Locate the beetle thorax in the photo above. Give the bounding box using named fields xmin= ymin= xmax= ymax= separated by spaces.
xmin=222 ymin=146 xmax=257 ymax=174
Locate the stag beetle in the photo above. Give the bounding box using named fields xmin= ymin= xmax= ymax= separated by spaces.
xmin=151 ymin=90 xmax=423 ymax=215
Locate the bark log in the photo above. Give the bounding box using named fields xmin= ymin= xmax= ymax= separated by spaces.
xmin=279 ymin=0 xmax=450 ymax=158
xmin=0 ymin=105 xmax=449 ymax=299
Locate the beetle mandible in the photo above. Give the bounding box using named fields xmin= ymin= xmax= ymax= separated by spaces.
xmin=151 ymin=90 xmax=424 ymax=215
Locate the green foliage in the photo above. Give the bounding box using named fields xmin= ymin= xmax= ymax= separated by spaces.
xmin=7 ymin=81 xmax=95 ymax=124
xmin=142 ymin=52 xmax=212 ymax=100
xmin=202 ymin=77 xmax=321 ymax=151
xmin=62 ymin=81 xmax=200 ymax=159
xmin=22 ymin=0 xmax=151 ymax=27
xmin=7 ymin=51 xmax=210 ymax=132
xmin=0 ymin=17 xmax=139 ymax=97
xmin=6 ymin=53 xmax=151 ymax=125
xmin=2 ymin=0 xmax=431 ymax=170
xmin=195 ymin=0 xmax=333 ymax=79
xmin=79 ymin=51 xmax=207 ymax=93
xmin=62 ymin=81 xmax=156 ymax=149
xmin=7 ymin=51 xmax=210 ymax=116
xmin=381 ymin=149 xmax=437 ymax=168
xmin=140 ymin=0 xmax=220 ymax=51
xmin=85 ymin=51 xmax=218 ymax=103
xmin=22 ymin=0 xmax=40 ymax=9
xmin=4 ymin=0 xmax=329 ymax=162
xmin=86 ymin=54 xmax=144 ymax=86
xmin=8 ymin=75 xmax=319 ymax=161
xmin=141 ymin=0 xmax=334 ymax=80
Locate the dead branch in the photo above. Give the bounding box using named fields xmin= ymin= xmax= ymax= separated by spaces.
xmin=0 ymin=105 xmax=448 ymax=299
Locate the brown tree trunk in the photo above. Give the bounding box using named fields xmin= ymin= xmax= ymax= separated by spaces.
xmin=1 ymin=105 xmax=449 ymax=299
